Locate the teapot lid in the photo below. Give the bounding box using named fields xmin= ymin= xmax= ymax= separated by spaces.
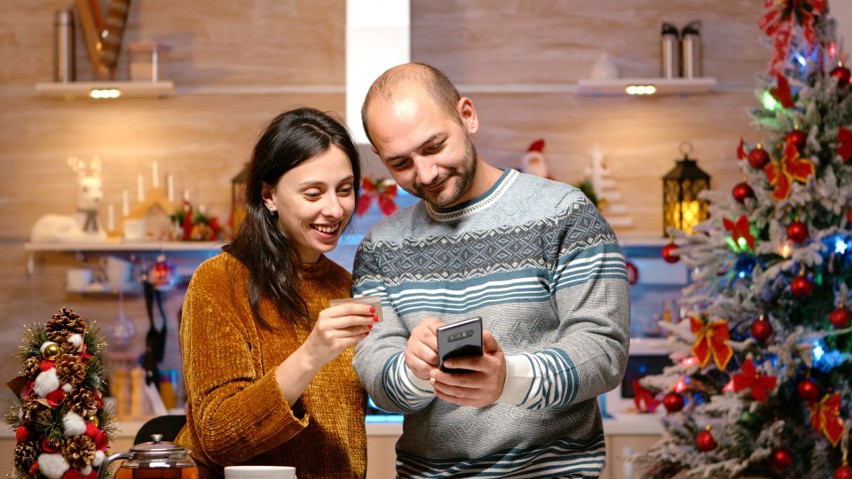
xmin=130 ymin=434 xmax=189 ymax=459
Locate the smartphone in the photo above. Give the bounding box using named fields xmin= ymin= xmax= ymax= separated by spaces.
xmin=436 ymin=317 xmax=483 ymax=373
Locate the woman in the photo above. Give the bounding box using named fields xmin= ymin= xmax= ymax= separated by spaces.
xmin=175 ymin=107 xmax=376 ymax=479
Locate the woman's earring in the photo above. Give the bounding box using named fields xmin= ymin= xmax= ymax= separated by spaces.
xmin=267 ymin=206 xmax=277 ymax=216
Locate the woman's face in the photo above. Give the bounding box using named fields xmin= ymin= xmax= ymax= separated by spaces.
xmin=262 ymin=145 xmax=356 ymax=263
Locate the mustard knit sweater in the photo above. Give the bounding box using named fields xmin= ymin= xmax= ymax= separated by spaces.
xmin=174 ymin=252 xmax=367 ymax=479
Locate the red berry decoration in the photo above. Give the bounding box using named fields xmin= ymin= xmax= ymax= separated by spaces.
xmin=732 ymin=182 xmax=754 ymax=203
xmin=750 ymin=317 xmax=773 ymax=342
xmin=663 ymin=391 xmax=685 ymax=413
xmin=696 ymin=429 xmax=717 ymax=452
xmin=796 ymin=378 xmax=819 ymax=402
xmin=786 ymin=129 xmax=807 ymax=151
xmin=790 ymin=275 xmax=813 ymax=298
xmin=831 ymin=63 xmax=851 ymax=87
xmin=747 ymin=147 xmax=770 ymax=169
xmin=786 ymin=221 xmax=809 ymax=243
xmin=662 ymin=243 xmax=680 ymax=264
xmin=770 ymin=447 xmax=793 ymax=470
xmin=835 ymin=464 xmax=852 ymax=479
xmin=828 ymin=306 xmax=852 ymax=329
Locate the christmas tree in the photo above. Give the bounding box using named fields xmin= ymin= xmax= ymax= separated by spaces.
xmin=5 ymin=307 xmax=115 ymax=479
xmin=631 ymin=1 xmax=852 ymax=478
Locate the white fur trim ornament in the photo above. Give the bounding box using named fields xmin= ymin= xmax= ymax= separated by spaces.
xmin=68 ymin=334 xmax=83 ymax=350
xmin=37 ymin=453 xmax=70 ymax=479
xmin=63 ymin=411 xmax=87 ymax=436
xmin=81 ymin=466 xmax=93 ymax=476
xmin=92 ymin=450 xmax=105 ymax=467
xmin=34 ymin=368 xmax=60 ymax=398
xmin=63 ymin=383 xmax=73 ymax=393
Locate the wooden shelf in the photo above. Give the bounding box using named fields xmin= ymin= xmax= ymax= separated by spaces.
xmin=24 ymin=240 xmax=221 ymax=252
xmin=575 ymin=77 xmax=717 ymax=96
xmin=35 ymin=81 xmax=176 ymax=99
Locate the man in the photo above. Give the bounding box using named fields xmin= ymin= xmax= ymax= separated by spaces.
xmin=352 ymin=62 xmax=630 ymax=478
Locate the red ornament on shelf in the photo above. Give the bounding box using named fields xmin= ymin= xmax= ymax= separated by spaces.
xmin=797 ymin=378 xmax=819 ymax=402
xmin=147 ymin=255 xmax=177 ymax=292
xmin=696 ymin=429 xmax=717 ymax=452
xmin=828 ymin=306 xmax=852 ymax=329
xmin=770 ymin=447 xmax=793 ymax=471
xmin=835 ymin=464 xmax=852 ymax=479
xmin=732 ymin=182 xmax=754 ymax=203
xmin=663 ymin=391 xmax=685 ymax=413
xmin=662 ymin=243 xmax=680 ymax=264
xmin=786 ymin=129 xmax=807 ymax=151
xmin=790 ymin=274 xmax=813 ymax=298
xmin=747 ymin=146 xmax=770 ymax=169
xmin=831 ymin=63 xmax=852 ymax=87
xmin=750 ymin=317 xmax=773 ymax=342
xmin=786 ymin=221 xmax=809 ymax=243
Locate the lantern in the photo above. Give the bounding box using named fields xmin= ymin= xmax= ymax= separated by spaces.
xmin=662 ymin=142 xmax=710 ymax=236
xmin=231 ymin=163 xmax=248 ymax=235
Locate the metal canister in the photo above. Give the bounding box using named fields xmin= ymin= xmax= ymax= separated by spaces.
xmin=54 ymin=9 xmax=75 ymax=82
xmin=660 ymin=22 xmax=679 ymax=79
xmin=681 ymin=21 xmax=702 ymax=78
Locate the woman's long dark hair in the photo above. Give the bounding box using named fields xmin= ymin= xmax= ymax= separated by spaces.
xmin=224 ymin=107 xmax=361 ymax=329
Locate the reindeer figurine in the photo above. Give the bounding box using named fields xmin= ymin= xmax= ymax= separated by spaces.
xmin=30 ymin=157 xmax=108 ymax=242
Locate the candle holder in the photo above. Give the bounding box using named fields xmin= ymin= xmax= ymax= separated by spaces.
xmin=662 ymin=141 xmax=711 ymax=236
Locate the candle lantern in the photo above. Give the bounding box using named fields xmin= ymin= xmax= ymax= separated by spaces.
xmin=662 ymin=142 xmax=710 ymax=236
xmin=231 ymin=163 xmax=249 ymax=235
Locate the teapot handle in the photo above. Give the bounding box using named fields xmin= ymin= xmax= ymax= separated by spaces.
xmin=97 ymin=452 xmax=132 ymax=479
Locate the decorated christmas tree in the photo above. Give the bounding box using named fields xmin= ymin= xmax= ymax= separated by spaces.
xmin=5 ymin=307 xmax=115 ymax=479
xmin=631 ymin=1 xmax=852 ymax=478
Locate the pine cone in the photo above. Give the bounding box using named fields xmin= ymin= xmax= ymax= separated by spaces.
xmin=62 ymin=435 xmax=96 ymax=470
xmin=14 ymin=440 xmax=40 ymax=472
xmin=55 ymin=355 xmax=85 ymax=388
xmin=23 ymin=356 xmax=41 ymax=379
xmin=66 ymin=388 xmax=98 ymax=418
xmin=20 ymin=398 xmax=47 ymax=424
xmin=46 ymin=307 xmax=87 ymax=343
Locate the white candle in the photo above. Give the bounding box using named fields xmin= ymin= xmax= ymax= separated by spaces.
xmin=183 ymin=189 xmax=190 ymax=202
xmin=107 ymin=204 xmax=115 ymax=231
xmin=152 ymin=161 xmax=160 ymax=188
xmin=122 ymin=190 xmax=130 ymax=216
xmin=137 ymin=175 xmax=145 ymax=202
xmin=167 ymin=174 xmax=175 ymax=202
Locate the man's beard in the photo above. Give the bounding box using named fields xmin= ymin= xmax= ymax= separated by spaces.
xmin=409 ymin=134 xmax=478 ymax=208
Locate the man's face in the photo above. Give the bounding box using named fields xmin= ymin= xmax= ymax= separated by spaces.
xmin=366 ymin=88 xmax=478 ymax=209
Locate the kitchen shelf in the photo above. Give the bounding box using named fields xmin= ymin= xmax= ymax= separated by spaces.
xmin=24 ymin=241 xmax=220 ymax=253
xmin=575 ymin=77 xmax=717 ymax=97
xmin=35 ymin=81 xmax=176 ymax=99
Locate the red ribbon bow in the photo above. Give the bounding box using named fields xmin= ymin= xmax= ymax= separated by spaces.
xmin=770 ymin=74 xmax=795 ymax=109
xmin=723 ymin=215 xmax=756 ymax=252
xmin=758 ymin=0 xmax=826 ymax=76
xmin=357 ymin=178 xmax=398 ymax=217
xmin=809 ymin=392 xmax=844 ymax=446
xmin=690 ymin=316 xmax=733 ymax=370
xmin=835 ymin=127 xmax=852 ymax=163
xmin=765 ymin=140 xmax=815 ymax=200
xmin=732 ymin=359 xmax=777 ymax=402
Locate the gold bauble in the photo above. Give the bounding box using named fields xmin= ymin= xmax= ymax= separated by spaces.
xmin=87 ymin=415 xmax=99 ymax=427
xmin=42 ymin=343 xmax=61 ymax=360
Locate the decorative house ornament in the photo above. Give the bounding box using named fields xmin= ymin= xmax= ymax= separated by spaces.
xmin=662 ymin=141 xmax=710 ymax=236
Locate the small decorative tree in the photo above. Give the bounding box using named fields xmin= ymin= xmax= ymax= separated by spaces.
xmin=5 ymin=307 xmax=115 ymax=479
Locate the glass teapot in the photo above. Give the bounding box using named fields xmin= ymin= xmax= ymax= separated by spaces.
xmin=99 ymin=434 xmax=198 ymax=479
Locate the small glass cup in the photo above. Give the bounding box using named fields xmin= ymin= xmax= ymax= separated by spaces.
xmin=329 ymin=295 xmax=383 ymax=322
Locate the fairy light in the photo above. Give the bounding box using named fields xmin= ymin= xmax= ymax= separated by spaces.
xmin=90 ymin=88 xmax=121 ymax=99
xmin=626 ymin=85 xmax=656 ymax=95
xmin=761 ymin=90 xmax=778 ymax=111
xmin=835 ymin=237 xmax=848 ymax=254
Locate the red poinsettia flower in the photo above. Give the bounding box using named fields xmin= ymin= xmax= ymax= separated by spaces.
xmin=723 ymin=215 xmax=756 ymax=251
xmin=39 ymin=360 xmax=55 ymax=371
xmin=765 ymin=141 xmax=815 ymax=200
xmin=835 ymin=127 xmax=852 ymax=162
xmin=732 ymin=358 xmax=777 ymax=402
xmin=46 ymin=389 xmax=66 ymax=407
xmin=737 ymin=138 xmax=746 ymax=160
xmin=769 ymin=74 xmax=795 ymax=108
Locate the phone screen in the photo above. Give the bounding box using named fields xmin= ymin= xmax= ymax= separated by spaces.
xmin=436 ymin=317 xmax=483 ymax=373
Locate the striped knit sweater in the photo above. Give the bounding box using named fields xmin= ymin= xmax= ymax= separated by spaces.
xmin=352 ymin=169 xmax=630 ymax=478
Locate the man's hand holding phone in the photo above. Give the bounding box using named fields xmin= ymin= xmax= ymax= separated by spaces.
xmin=431 ymin=328 xmax=506 ymax=407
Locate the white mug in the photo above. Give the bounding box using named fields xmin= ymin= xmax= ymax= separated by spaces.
xmin=224 ymin=466 xmax=296 ymax=479
xmin=101 ymin=256 xmax=135 ymax=291
xmin=66 ymin=267 xmax=93 ymax=292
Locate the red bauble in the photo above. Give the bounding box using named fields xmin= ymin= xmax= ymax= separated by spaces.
xmin=148 ymin=256 xmax=177 ymax=292
xmin=732 ymin=182 xmax=754 ymax=203
xmin=750 ymin=317 xmax=773 ymax=342
xmin=770 ymin=447 xmax=793 ymax=471
xmin=831 ymin=64 xmax=852 ymax=87
xmin=625 ymin=261 xmax=639 ymax=286
xmin=696 ymin=430 xmax=717 ymax=451
xmin=662 ymin=243 xmax=680 ymax=264
xmin=796 ymin=378 xmax=819 ymax=402
xmin=835 ymin=465 xmax=852 ymax=479
xmin=663 ymin=392 xmax=685 ymax=413
xmin=786 ymin=129 xmax=807 ymax=151
xmin=790 ymin=275 xmax=813 ymax=298
xmin=828 ymin=306 xmax=852 ymax=329
xmin=786 ymin=221 xmax=809 ymax=243
xmin=747 ymin=147 xmax=770 ymax=169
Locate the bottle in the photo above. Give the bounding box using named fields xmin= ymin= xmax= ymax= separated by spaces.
xmin=660 ymin=22 xmax=679 ymax=79
xmin=681 ymin=21 xmax=702 ymax=78
xmin=54 ymin=9 xmax=75 ymax=82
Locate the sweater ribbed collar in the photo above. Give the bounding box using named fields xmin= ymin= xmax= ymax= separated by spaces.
xmin=299 ymin=255 xmax=330 ymax=279
xmin=425 ymin=168 xmax=517 ymax=222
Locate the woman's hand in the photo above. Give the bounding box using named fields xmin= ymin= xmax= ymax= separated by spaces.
xmin=303 ymin=302 xmax=377 ymax=369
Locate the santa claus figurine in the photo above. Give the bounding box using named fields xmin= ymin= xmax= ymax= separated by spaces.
xmin=520 ymin=139 xmax=553 ymax=179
